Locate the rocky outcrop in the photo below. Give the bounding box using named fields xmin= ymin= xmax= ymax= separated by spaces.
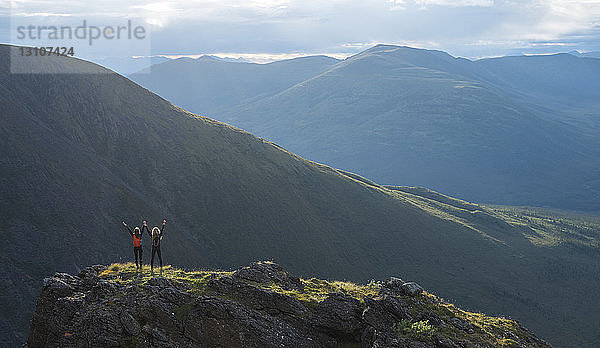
xmin=27 ymin=262 xmax=550 ymax=347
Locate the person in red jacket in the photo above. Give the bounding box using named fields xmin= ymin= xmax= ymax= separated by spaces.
xmin=122 ymin=220 xmax=147 ymax=270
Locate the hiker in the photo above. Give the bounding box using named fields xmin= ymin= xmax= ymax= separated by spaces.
xmin=122 ymin=220 xmax=145 ymax=270
xmin=147 ymin=219 xmax=166 ymax=275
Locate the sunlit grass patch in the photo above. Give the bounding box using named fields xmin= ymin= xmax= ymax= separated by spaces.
xmin=254 ymin=277 xmax=381 ymax=308
xmin=100 ymin=263 xmax=233 ymax=289
xmin=416 ymin=291 xmax=532 ymax=347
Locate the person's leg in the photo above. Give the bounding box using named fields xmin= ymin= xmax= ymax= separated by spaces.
xmin=134 ymin=248 xmax=139 ymax=269
xmin=151 ymin=246 xmax=156 ymax=273
xmin=139 ymin=247 xmax=143 ymax=271
xmin=157 ymin=247 xmax=163 ymax=274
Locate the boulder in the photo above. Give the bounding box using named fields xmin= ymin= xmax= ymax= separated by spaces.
xmin=120 ymin=310 xmax=141 ymax=336
xmin=401 ymin=282 xmax=424 ymax=296
xmin=43 ymin=277 xmax=75 ymax=298
xmin=232 ymin=261 xmax=304 ymax=291
xmin=207 ymin=275 xmax=308 ymax=316
xmin=385 ymin=277 xmax=405 ymax=290
xmin=380 ymin=295 xmax=412 ymax=321
xmin=78 ymin=265 xmax=106 ymax=279
xmin=311 ymin=293 xmax=364 ymax=340
xmin=381 ymin=277 xmax=423 ymax=297
xmin=449 ymin=317 xmax=475 ymax=333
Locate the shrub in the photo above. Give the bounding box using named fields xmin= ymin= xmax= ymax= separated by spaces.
xmin=394 ymin=319 xmax=436 ymax=341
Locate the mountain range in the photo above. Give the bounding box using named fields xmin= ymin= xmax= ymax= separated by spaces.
xmin=130 ymin=45 xmax=600 ymax=211
xmin=1 ymin=44 xmax=600 ymax=346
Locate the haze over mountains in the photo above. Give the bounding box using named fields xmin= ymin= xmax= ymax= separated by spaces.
xmin=132 ymin=54 xmax=340 ymax=115
xmin=2 ymin=45 xmax=600 ymax=346
xmin=131 ymin=45 xmax=600 ymax=211
xmin=91 ymin=56 xmax=172 ymax=76
xmin=569 ymin=50 xmax=600 ymax=59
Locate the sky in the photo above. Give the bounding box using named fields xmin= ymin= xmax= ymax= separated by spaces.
xmin=2 ymin=0 xmax=600 ymax=64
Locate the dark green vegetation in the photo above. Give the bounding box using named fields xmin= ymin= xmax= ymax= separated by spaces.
xmin=1 ymin=45 xmax=599 ymax=346
xmin=131 ymin=44 xmax=600 ymax=211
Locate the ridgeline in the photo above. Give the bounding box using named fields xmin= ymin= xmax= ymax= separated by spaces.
xmin=28 ymin=262 xmax=549 ymax=347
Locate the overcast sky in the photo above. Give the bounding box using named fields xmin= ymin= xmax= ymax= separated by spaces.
xmin=2 ymin=0 xmax=600 ymax=62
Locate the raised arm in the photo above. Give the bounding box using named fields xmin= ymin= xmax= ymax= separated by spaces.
xmin=160 ymin=219 xmax=166 ymax=235
xmin=142 ymin=220 xmax=151 ymax=237
xmin=122 ymin=221 xmax=133 ymax=237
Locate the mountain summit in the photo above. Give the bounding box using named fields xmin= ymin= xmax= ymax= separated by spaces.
xmin=28 ymin=262 xmax=549 ymax=347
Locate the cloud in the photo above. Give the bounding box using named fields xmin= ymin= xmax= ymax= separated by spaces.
xmin=413 ymin=0 xmax=494 ymax=7
xmin=3 ymin=0 xmax=600 ymax=58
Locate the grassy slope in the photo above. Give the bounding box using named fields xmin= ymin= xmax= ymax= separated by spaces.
xmin=1 ymin=45 xmax=599 ymax=346
xmin=216 ymin=45 xmax=600 ymax=211
xmin=475 ymin=53 xmax=600 ymax=110
xmin=387 ymin=186 xmax=600 ymax=346
xmin=130 ymin=45 xmax=600 ymax=211
xmin=99 ymin=262 xmax=549 ymax=347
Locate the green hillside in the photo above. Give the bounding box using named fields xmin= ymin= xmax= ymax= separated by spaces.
xmin=131 ymin=44 xmax=600 ymax=211
xmin=476 ymin=53 xmax=600 ymax=110
xmin=1 ymin=45 xmax=599 ymax=346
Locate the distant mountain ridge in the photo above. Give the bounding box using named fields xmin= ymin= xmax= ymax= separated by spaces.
xmin=2 ymin=45 xmax=600 ymax=346
xmin=568 ymin=50 xmax=600 ymax=59
xmin=476 ymin=53 xmax=600 ymax=109
xmin=131 ymin=55 xmax=340 ymax=115
xmin=130 ymin=44 xmax=600 ymax=211
xmin=91 ymin=56 xmax=171 ymax=75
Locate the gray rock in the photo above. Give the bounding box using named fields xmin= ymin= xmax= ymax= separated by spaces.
xmin=120 ymin=310 xmax=141 ymax=336
xmin=370 ymin=331 xmax=403 ymax=348
xmin=207 ymin=275 xmax=308 ymax=317
xmin=362 ymin=295 xmax=412 ymax=332
xmin=44 ymin=278 xmax=75 ymax=298
xmin=449 ymin=317 xmax=474 ymax=333
xmin=232 ymin=261 xmax=304 ymax=291
xmin=385 ymin=277 xmax=405 ymax=290
xmin=26 ymin=263 xmax=549 ymax=348
xmin=311 ymin=292 xmax=364 ymax=339
xmin=380 ymin=295 xmax=412 ymax=321
xmin=401 ymin=282 xmax=424 ymax=296
xmin=147 ymin=276 xmax=177 ymax=289
xmin=417 ymin=311 xmax=442 ymax=326
xmin=78 ymin=265 xmax=106 ymax=279
xmin=184 ymin=296 xmax=322 ymax=347
xmin=362 ymin=297 xmax=397 ymax=331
